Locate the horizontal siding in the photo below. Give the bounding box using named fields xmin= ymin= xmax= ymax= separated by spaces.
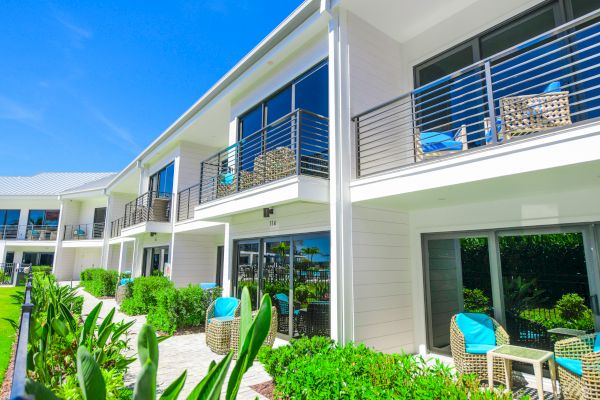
xmin=171 ymin=233 xmax=220 ymax=288
xmin=352 ymin=204 xmax=414 ymax=354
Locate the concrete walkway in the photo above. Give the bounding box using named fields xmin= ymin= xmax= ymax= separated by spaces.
xmin=75 ymin=286 xmax=280 ymax=399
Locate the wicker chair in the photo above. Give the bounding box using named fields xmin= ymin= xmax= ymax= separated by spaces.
xmin=554 ymin=333 xmax=600 ymax=400
xmin=230 ymin=306 xmax=278 ymax=359
xmin=450 ymin=313 xmax=511 ymax=384
xmin=205 ymin=297 xmax=241 ymax=355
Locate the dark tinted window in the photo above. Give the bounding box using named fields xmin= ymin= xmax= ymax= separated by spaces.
xmin=417 ymin=45 xmax=475 ymax=86
xmin=266 ymin=87 xmax=292 ymax=124
xmin=28 ymin=210 xmax=45 ymax=225
xmin=295 ymin=63 xmax=329 ymax=116
xmin=571 ymin=0 xmax=600 ymax=18
xmin=239 ymin=105 xmax=263 ymax=140
xmin=5 ymin=210 xmax=20 ymax=225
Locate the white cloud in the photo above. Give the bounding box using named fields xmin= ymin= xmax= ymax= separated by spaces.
xmin=0 ymin=96 xmax=41 ymax=122
xmin=87 ymin=106 xmax=141 ymax=154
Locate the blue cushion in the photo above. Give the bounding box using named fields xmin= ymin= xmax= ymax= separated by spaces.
xmin=200 ymin=282 xmax=217 ymax=290
xmin=208 ymin=315 xmax=235 ymax=323
xmin=556 ymin=357 xmax=582 ymax=376
xmin=543 ymin=81 xmax=561 ymax=93
xmin=420 ymin=131 xmax=463 ymax=153
xmin=119 ymin=278 xmax=133 ymax=286
xmin=593 ymin=334 xmax=600 ymax=352
xmin=465 ymin=344 xmax=496 ymax=355
xmin=484 ymin=117 xmax=503 ymax=144
xmin=220 ymin=172 xmax=234 ymax=185
xmin=456 ymin=313 xmax=496 ymax=347
xmin=75 ymin=228 xmax=85 ymax=235
xmin=214 ymin=297 xmax=239 ymax=318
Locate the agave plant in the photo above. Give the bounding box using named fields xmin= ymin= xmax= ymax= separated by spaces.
xmin=27 ymin=286 xmax=271 ymax=399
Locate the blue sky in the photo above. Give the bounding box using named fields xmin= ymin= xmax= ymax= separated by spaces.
xmin=0 ymin=1 xmax=302 ymax=176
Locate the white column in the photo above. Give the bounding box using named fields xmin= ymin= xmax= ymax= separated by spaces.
xmin=117 ymin=242 xmax=127 ymax=274
xmin=221 ymin=223 xmax=232 ymax=297
xmin=326 ymin=5 xmax=354 ymax=344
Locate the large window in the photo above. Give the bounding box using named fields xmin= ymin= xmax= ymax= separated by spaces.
xmin=22 ymin=252 xmax=54 ymax=266
xmin=0 ymin=210 xmax=20 ymax=239
xmin=28 ymin=210 xmax=59 ymax=227
xmin=148 ymin=162 xmax=174 ymax=195
xmin=233 ymin=232 xmax=331 ymax=339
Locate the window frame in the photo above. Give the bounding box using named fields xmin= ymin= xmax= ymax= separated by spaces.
xmin=148 ymin=161 xmax=175 ymax=195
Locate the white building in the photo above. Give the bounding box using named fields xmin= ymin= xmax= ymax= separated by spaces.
xmin=2 ymin=0 xmax=600 ymax=358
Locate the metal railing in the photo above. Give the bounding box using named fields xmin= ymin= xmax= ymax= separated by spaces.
xmin=354 ymin=9 xmax=600 ymax=177
xmin=123 ymin=191 xmax=172 ymax=228
xmin=0 ymin=263 xmax=16 ymax=284
xmin=110 ymin=217 xmax=124 ymax=238
xmin=63 ymin=222 xmax=105 ymax=240
xmin=177 ymin=183 xmax=200 ymax=221
xmin=9 ymin=268 xmax=32 ymax=400
xmin=189 ymin=109 xmax=328 ymax=210
xmin=0 ymin=225 xmax=59 ymax=241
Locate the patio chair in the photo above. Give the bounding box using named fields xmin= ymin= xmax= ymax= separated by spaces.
xmin=499 ymin=80 xmax=571 ymax=138
xmin=199 ymin=282 xmax=217 ymax=290
xmin=415 ymin=126 xmax=467 ymax=161
xmin=450 ymin=313 xmax=511 ymax=384
xmin=273 ymin=293 xmax=302 ymax=335
xmin=230 ymin=306 xmax=278 ymax=359
xmin=205 ymin=297 xmax=241 ymax=354
xmin=554 ymin=332 xmax=600 ymax=400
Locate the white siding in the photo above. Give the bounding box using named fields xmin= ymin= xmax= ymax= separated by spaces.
xmin=351 ymin=205 xmax=414 ymax=353
xmin=170 ymin=233 xmax=220 ymax=288
xmin=73 ymin=248 xmax=103 ymax=279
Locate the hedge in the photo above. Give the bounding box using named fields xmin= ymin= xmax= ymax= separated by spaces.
xmin=80 ymin=268 xmax=119 ymax=297
xmin=31 ymin=265 xmax=52 ymax=274
xmin=259 ymin=337 xmax=516 ymax=399
xmin=147 ymin=285 xmax=222 ymax=334
xmin=119 ymin=276 xmax=173 ymax=315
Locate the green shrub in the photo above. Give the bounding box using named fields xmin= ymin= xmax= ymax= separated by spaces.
xmin=463 ymin=288 xmax=491 ymax=313
xmin=31 ymin=265 xmax=52 ymax=274
xmin=556 ymin=293 xmax=588 ymax=320
xmin=259 ymin=337 xmax=517 ymax=400
xmin=521 ymin=293 xmax=594 ymax=331
xmin=147 ymin=285 xmax=222 ymax=334
xmin=120 ymin=276 xmax=173 ymax=315
xmin=80 ymin=268 xmax=119 ymax=297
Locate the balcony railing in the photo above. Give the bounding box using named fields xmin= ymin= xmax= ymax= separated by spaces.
xmin=354 ymin=10 xmax=600 ymax=177
xmin=63 ymin=223 xmax=105 ymax=240
xmin=110 ymin=217 xmax=124 ymax=238
xmin=123 ymin=191 xmax=172 ymax=228
xmin=184 ymin=108 xmax=328 ymax=212
xmin=0 ymin=225 xmax=58 ymax=240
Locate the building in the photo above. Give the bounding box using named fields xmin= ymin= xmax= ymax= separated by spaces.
xmin=2 ymin=0 xmax=600 ymax=358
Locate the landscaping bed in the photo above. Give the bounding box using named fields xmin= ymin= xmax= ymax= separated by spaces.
xmin=0 ymin=287 xmax=24 ymax=385
xmin=80 ymin=268 xmax=119 ymax=297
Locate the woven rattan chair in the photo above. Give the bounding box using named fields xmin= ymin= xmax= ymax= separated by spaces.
xmin=450 ymin=313 xmax=511 ymax=384
xmin=205 ymin=297 xmax=241 ymax=355
xmin=230 ymin=306 xmax=278 ymax=359
xmin=554 ymin=333 xmax=600 ymax=400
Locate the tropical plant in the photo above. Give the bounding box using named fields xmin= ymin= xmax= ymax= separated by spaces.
xmin=26 ymin=286 xmax=272 ymax=400
xmin=300 ymin=247 xmax=320 ymax=264
xmin=463 ymin=288 xmax=491 ymax=314
xmin=502 ymin=276 xmax=547 ymax=314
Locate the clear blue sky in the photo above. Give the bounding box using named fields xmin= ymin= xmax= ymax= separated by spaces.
xmin=0 ymin=1 xmax=302 ymax=176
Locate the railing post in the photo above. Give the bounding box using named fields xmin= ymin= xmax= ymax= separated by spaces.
xmin=295 ymin=110 xmax=302 ymax=175
xmin=199 ymin=162 xmax=204 ymax=206
xmin=355 ymin=116 xmax=361 ymax=178
xmin=484 ymin=61 xmax=499 ymax=145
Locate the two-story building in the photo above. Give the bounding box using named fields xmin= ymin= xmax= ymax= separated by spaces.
xmin=4 ymin=0 xmax=600 ymax=360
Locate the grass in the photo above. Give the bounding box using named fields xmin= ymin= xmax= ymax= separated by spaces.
xmin=0 ymin=287 xmax=24 ymax=384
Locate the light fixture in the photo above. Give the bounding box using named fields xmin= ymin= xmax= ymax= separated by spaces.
xmin=263 ymin=208 xmax=274 ymax=218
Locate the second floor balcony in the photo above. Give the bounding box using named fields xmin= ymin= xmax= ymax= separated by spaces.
xmin=63 ymin=223 xmax=105 ymax=241
xmin=123 ymin=191 xmax=172 ymax=229
xmin=354 ymin=10 xmax=600 ymax=179
xmin=177 ymin=109 xmax=329 ymax=221
xmin=110 ymin=217 xmax=124 ymax=238
xmin=0 ymin=225 xmax=58 ymax=241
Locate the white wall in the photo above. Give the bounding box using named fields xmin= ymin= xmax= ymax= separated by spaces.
xmin=170 ymin=233 xmax=221 ymax=288
xmin=351 ymin=204 xmax=414 ymax=353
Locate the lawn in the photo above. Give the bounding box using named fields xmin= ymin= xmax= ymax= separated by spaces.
xmin=0 ymin=287 xmax=24 ymax=384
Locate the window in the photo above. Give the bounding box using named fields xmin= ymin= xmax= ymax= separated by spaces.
xmin=0 ymin=210 xmax=20 ymax=239
xmin=148 ymin=162 xmax=175 ymax=195
xmin=28 ymin=210 xmax=59 ymax=227
xmin=22 ymin=252 xmax=54 ymax=266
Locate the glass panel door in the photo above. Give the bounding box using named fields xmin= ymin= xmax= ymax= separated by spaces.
xmin=235 ymin=240 xmax=260 ymax=309
xmin=263 ymin=238 xmax=292 ymax=337
xmin=424 ymin=234 xmax=495 ymax=353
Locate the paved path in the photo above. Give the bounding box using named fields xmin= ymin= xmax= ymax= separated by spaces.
xmin=74 ymin=286 xmax=281 ymax=399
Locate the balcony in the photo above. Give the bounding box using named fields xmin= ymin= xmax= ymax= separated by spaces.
xmin=123 ymin=191 xmax=172 ymax=228
xmin=63 ymin=223 xmax=105 ymax=241
xmin=0 ymin=225 xmax=58 ymax=241
xmin=110 ymin=217 xmax=124 ymax=238
xmin=178 ymin=109 xmax=329 ymax=221
xmin=354 ymin=10 xmax=600 ymax=178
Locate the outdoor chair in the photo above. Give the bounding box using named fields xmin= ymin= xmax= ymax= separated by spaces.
xmin=273 ymin=293 xmax=302 ymax=335
xmin=205 ymin=297 xmax=241 ymax=354
xmin=450 ymin=313 xmax=511 ymax=384
xmin=554 ymin=332 xmax=600 ymax=400
xmin=499 ymin=80 xmax=571 ymax=137
xmin=230 ymin=306 xmax=278 ymax=359
xmin=415 ymin=126 xmax=467 ymax=161
xmin=199 ymin=282 xmax=217 ymax=290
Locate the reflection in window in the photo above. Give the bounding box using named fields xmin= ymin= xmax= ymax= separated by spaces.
xmin=149 ymin=162 xmax=175 ymax=195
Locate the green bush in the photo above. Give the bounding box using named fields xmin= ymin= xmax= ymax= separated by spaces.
xmin=31 ymin=265 xmax=52 ymax=274
xmin=119 ymin=276 xmax=173 ymax=315
xmin=521 ymin=293 xmax=594 ymax=331
xmin=259 ymin=337 xmax=517 ymax=400
xmin=80 ymin=268 xmax=119 ymax=297
xmin=463 ymin=288 xmax=491 ymax=313
xmin=147 ymin=285 xmax=222 ymax=334
xmin=556 ymin=293 xmax=588 ymax=320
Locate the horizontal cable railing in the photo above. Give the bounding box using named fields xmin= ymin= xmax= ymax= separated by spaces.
xmin=63 ymin=222 xmax=105 ymax=240
xmin=194 ymin=108 xmax=328 ymax=208
xmin=0 ymin=225 xmax=58 ymax=241
xmin=123 ymin=191 xmax=172 ymax=228
xmin=177 ymin=183 xmax=200 ymax=221
xmin=110 ymin=217 xmax=124 ymax=238
xmin=354 ymin=9 xmax=600 ymax=177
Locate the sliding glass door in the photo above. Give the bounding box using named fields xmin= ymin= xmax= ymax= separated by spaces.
xmin=233 ymin=232 xmax=331 ymax=339
xmin=424 ymin=225 xmax=600 ymax=354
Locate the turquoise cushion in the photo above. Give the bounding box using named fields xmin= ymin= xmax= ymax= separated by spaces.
xmin=456 ymin=313 xmax=496 ymax=347
xmin=593 ymin=334 xmax=600 ymax=352
xmin=208 ymin=316 xmax=234 ymax=323
xmin=556 ymin=357 xmax=582 ymax=376
xmin=465 ymin=344 xmax=496 ymax=355
xmin=420 ymin=131 xmax=463 ymax=153
xmin=75 ymin=228 xmax=85 ymax=235
xmin=543 ymin=81 xmax=561 ymax=93
xmin=214 ymin=297 xmax=239 ymax=318
xmin=220 ymin=172 xmax=234 ymax=185
xmin=119 ymin=278 xmax=133 ymax=286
